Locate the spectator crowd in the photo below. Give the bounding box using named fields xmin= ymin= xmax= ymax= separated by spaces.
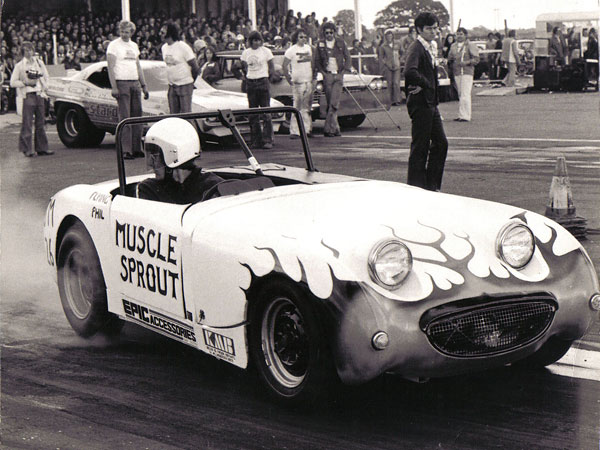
xmin=0 ymin=9 xmax=336 ymax=76
xmin=2 ymin=6 xmax=598 ymax=114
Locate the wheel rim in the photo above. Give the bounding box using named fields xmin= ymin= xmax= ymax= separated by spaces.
xmin=261 ymin=297 xmax=309 ymax=389
xmin=64 ymin=109 xmax=80 ymax=138
xmin=63 ymin=248 xmax=95 ymax=320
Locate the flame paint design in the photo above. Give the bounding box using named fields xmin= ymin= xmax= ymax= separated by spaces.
xmin=241 ymin=212 xmax=580 ymax=305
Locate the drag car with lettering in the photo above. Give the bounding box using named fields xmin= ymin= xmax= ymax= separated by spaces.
xmin=44 ymin=107 xmax=600 ymax=402
xmin=46 ymin=60 xmax=284 ymax=147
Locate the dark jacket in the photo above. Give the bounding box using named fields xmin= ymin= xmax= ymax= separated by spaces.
xmin=549 ymin=34 xmax=567 ymax=64
xmin=137 ymin=168 xmax=223 ymax=204
xmin=378 ymin=42 xmax=401 ymax=72
xmin=404 ymin=39 xmax=439 ymax=107
xmin=584 ymin=36 xmax=598 ymax=60
xmin=201 ymin=61 xmax=221 ymax=84
xmin=315 ymin=37 xmax=352 ymax=75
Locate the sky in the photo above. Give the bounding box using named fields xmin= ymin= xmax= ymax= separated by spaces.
xmin=287 ymin=0 xmax=599 ymax=30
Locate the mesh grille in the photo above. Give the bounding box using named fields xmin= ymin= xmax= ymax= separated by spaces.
xmin=425 ymin=301 xmax=555 ymax=357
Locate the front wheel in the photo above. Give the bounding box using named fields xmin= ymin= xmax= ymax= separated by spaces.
xmin=338 ymin=114 xmax=366 ymax=129
xmin=57 ymin=222 xmax=122 ymax=337
xmin=249 ymin=280 xmax=337 ymax=403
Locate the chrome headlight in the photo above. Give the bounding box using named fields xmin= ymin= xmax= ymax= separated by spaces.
xmin=369 ymin=79 xmax=383 ymax=90
xmin=314 ymin=81 xmax=324 ymax=92
xmin=368 ymin=240 xmax=412 ymax=288
xmin=496 ymin=221 xmax=535 ymax=269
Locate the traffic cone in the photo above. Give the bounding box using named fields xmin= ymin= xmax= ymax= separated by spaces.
xmin=545 ymin=156 xmax=587 ymax=238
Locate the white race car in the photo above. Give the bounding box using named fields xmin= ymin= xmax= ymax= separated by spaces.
xmin=46 ymin=60 xmax=283 ymax=147
xmin=44 ymin=108 xmax=600 ymax=402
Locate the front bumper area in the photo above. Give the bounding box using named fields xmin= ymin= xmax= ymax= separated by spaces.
xmin=327 ymin=248 xmax=598 ymax=385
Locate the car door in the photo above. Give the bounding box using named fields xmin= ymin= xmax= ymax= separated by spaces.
xmin=82 ymin=66 xmax=119 ymax=128
xmin=108 ymin=195 xmax=194 ymax=324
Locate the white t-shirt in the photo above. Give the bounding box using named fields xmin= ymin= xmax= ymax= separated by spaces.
xmin=106 ymin=38 xmax=140 ymax=80
xmin=161 ymin=41 xmax=195 ymax=85
xmin=326 ymin=39 xmax=338 ymax=73
xmin=241 ymin=46 xmax=273 ymax=79
xmin=284 ymin=43 xmax=313 ymax=82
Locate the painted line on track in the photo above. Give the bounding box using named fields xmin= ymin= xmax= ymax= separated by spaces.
xmin=343 ymin=135 xmax=600 ymax=144
xmin=548 ymin=347 xmax=600 ymax=382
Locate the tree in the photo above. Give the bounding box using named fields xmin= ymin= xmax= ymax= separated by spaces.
xmin=374 ymin=0 xmax=449 ymax=29
xmin=333 ymin=9 xmax=368 ymax=38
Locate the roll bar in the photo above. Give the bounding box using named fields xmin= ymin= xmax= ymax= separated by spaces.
xmin=115 ymin=106 xmax=315 ymax=196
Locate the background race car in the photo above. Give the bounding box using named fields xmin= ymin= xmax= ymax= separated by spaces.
xmin=46 ymin=60 xmax=284 ymax=147
xmin=214 ymin=50 xmax=389 ymax=129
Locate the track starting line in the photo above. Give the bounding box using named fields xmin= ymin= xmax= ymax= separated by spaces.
xmin=343 ymin=135 xmax=600 ymax=144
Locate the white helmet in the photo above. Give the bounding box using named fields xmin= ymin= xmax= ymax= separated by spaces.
xmin=144 ymin=118 xmax=201 ymax=168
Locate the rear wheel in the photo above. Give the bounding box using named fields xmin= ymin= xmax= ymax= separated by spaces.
xmin=249 ymin=280 xmax=337 ymax=403
xmin=57 ymin=104 xmax=105 ymax=148
xmin=57 ymin=222 xmax=122 ymax=337
xmin=338 ymin=114 xmax=365 ymax=129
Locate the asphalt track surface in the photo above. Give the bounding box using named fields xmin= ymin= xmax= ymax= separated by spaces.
xmin=1 ymin=89 xmax=599 ymax=449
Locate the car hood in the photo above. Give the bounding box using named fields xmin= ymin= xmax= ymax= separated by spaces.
xmin=341 ymin=73 xmax=381 ymax=87
xmin=191 ymin=89 xmax=282 ymax=110
xmin=188 ymin=180 xmax=582 ymax=302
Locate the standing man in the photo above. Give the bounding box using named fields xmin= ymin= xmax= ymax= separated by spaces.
xmin=10 ymin=41 xmax=54 ymax=157
xmin=378 ymin=29 xmax=402 ymax=107
xmin=448 ymin=27 xmax=479 ymax=122
xmin=549 ymin=27 xmax=567 ymax=66
xmin=282 ymin=29 xmax=316 ymax=139
xmin=240 ymin=31 xmax=274 ymax=149
xmin=485 ymin=32 xmax=497 ymax=79
xmin=107 ymin=20 xmax=148 ymax=160
xmin=404 ymin=12 xmax=448 ymax=191
xmin=161 ymin=24 xmax=199 ymax=114
xmin=501 ymin=30 xmax=520 ymax=87
xmin=315 ymin=22 xmax=353 ymax=137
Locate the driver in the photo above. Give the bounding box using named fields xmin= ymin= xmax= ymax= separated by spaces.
xmin=136 ymin=118 xmax=224 ymax=203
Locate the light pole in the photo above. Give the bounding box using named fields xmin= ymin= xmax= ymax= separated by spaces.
xmin=354 ymin=0 xmax=362 ymax=40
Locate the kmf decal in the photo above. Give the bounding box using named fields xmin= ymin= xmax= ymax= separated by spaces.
xmin=203 ymin=330 xmax=236 ymax=362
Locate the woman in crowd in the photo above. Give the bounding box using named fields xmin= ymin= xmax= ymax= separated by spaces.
xmin=442 ymin=33 xmax=455 ymax=59
xmin=200 ymin=45 xmax=220 ymax=85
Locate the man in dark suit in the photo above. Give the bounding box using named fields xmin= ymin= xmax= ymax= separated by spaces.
xmin=404 ymin=12 xmax=448 ymax=191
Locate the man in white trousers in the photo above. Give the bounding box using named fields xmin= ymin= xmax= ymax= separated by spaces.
xmin=448 ymin=27 xmax=479 ymax=122
xmin=283 ymin=29 xmax=317 ymax=138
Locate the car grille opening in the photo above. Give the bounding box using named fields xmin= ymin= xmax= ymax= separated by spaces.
xmin=424 ymin=299 xmax=556 ymax=357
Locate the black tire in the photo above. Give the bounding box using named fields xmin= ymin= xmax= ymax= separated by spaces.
xmin=57 ymin=222 xmax=122 ymax=338
xmin=86 ymin=127 xmax=106 ymax=147
xmin=248 ymin=280 xmax=337 ymax=403
xmin=338 ymin=114 xmax=366 ymax=129
xmin=57 ymin=104 xmax=105 ymax=148
xmin=518 ymin=337 xmax=573 ymax=367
